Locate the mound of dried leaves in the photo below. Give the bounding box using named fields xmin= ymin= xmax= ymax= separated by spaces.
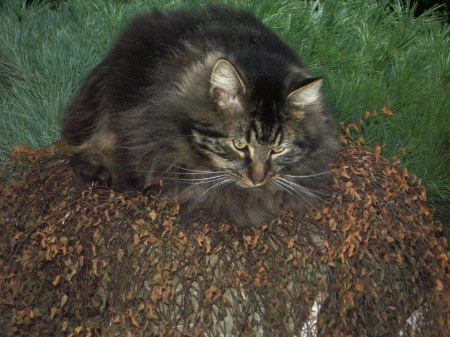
xmin=1 ymin=116 xmax=448 ymax=337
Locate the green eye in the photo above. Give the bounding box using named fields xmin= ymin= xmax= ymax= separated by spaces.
xmin=271 ymin=146 xmax=286 ymax=154
xmin=233 ymin=139 xmax=247 ymax=150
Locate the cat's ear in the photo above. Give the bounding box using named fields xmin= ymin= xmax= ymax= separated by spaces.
xmin=287 ymin=78 xmax=323 ymax=108
xmin=210 ymin=59 xmax=245 ymax=109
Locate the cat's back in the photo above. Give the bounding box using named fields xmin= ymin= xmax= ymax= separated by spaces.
xmin=112 ymin=5 xmax=299 ymax=63
xmin=65 ymin=6 xmax=301 ymax=124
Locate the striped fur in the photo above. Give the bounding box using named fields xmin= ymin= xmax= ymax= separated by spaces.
xmin=61 ymin=6 xmax=339 ymax=226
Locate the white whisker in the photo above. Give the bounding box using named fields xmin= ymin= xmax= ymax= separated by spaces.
xmin=295 ymin=184 xmax=330 ymax=196
xmin=271 ymin=180 xmax=302 ymax=202
xmin=283 ymin=170 xmax=332 ymax=179
xmin=133 ymin=169 xmax=224 ymax=175
xmin=281 ymin=176 xmax=331 ymax=196
xmin=277 ymin=178 xmax=324 ymax=202
xmin=198 ymin=178 xmax=233 ymax=201
xmin=274 ymin=179 xmax=314 ymax=205
xmin=164 ymin=175 xmax=227 ymax=184
xmin=175 ymin=176 xmax=232 ymax=199
xmin=153 ymin=159 xmax=224 ymax=174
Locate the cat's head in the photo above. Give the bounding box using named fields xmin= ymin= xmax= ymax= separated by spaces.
xmin=187 ymin=57 xmax=337 ymax=189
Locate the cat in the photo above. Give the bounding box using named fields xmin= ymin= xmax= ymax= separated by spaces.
xmin=61 ymin=5 xmax=339 ymax=226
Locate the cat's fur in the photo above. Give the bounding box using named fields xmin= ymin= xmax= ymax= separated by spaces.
xmin=61 ymin=6 xmax=339 ymax=226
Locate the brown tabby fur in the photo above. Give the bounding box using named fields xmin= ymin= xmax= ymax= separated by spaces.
xmin=61 ymin=6 xmax=339 ymax=226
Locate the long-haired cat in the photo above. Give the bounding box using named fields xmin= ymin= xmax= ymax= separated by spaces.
xmin=62 ymin=5 xmax=339 ymax=226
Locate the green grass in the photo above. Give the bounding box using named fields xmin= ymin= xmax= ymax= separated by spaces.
xmin=1 ymin=0 xmax=449 ymax=227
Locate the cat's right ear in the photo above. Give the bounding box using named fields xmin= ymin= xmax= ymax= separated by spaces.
xmin=210 ymin=59 xmax=245 ymax=110
xmin=287 ymin=78 xmax=323 ymax=108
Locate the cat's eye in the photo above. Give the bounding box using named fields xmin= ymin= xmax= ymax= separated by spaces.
xmin=232 ymin=139 xmax=247 ymax=150
xmin=271 ymin=146 xmax=286 ymax=154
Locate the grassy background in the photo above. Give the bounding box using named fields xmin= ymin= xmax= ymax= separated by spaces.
xmin=1 ymin=0 xmax=449 ymax=228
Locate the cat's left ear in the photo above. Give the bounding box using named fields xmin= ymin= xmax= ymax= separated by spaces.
xmin=287 ymin=78 xmax=323 ymax=108
xmin=210 ymin=59 xmax=246 ymax=109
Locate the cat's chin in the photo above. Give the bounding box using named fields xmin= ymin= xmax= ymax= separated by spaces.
xmin=235 ymin=182 xmax=264 ymax=189
xmin=189 ymin=189 xmax=283 ymax=227
xmin=233 ymin=177 xmax=274 ymax=189
xmin=234 ymin=181 xmax=275 ymax=190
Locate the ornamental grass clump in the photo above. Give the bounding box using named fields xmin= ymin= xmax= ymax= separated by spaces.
xmin=1 ymin=113 xmax=448 ymax=336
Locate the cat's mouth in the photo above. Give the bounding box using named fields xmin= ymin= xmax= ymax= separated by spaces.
xmin=236 ymin=181 xmax=266 ymax=188
xmin=233 ymin=173 xmax=274 ymax=188
xmin=229 ymin=163 xmax=273 ymax=188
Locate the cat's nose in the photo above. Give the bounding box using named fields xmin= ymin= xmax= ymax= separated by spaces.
xmin=251 ymin=172 xmax=265 ymax=185
xmin=249 ymin=164 xmax=266 ymax=185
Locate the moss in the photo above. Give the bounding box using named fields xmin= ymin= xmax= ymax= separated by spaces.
xmin=1 ymin=130 xmax=448 ymax=336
